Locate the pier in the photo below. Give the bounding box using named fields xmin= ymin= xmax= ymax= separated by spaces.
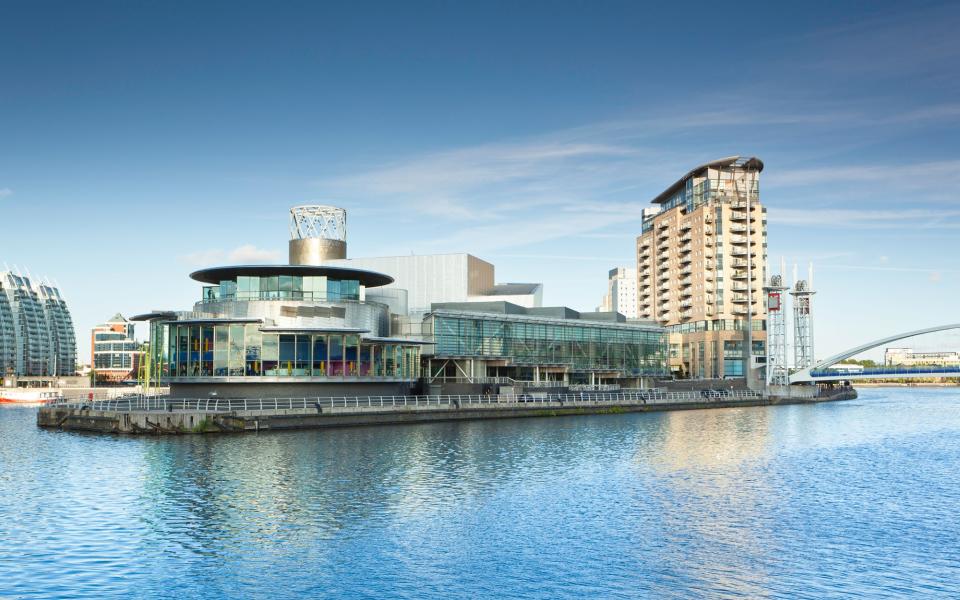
xmin=37 ymin=388 xmax=856 ymax=435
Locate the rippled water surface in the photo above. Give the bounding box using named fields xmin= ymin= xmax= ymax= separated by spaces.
xmin=2 ymin=387 xmax=960 ymax=598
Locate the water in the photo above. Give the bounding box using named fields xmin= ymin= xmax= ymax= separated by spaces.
xmin=2 ymin=387 xmax=960 ymax=599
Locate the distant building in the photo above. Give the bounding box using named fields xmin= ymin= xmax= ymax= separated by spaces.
xmin=0 ymin=271 xmax=76 ymax=378
xmin=599 ymin=267 xmax=638 ymax=319
xmin=885 ymin=348 xmax=960 ymax=367
xmin=636 ymin=156 xmax=767 ymax=380
xmin=325 ymin=254 xmax=542 ymax=313
xmin=92 ymin=314 xmax=143 ymax=383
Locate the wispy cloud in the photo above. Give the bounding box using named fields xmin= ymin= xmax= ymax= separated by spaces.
xmin=769 ymin=208 xmax=960 ymax=229
xmin=767 ymin=160 xmax=960 ymax=188
xmin=179 ymin=245 xmax=281 ymax=266
xmin=315 ymin=88 xmax=960 ymax=251
xmin=0 ymin=188 xmax=12 ymax=199
xmin=818 ymin=264 xmax=960 ymax=275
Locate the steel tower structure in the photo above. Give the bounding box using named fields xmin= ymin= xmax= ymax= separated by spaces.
xmin=288 ymin=205 xmax=348 ymax=265
xmin=763 ymin=273 xmax=789 ymax=386
xmin=791 ymin=265 xmax=816 ymax=370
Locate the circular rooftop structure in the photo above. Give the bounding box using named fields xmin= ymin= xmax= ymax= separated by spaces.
xmin=189 ymin=264 xmax=394 ymax=288
xmin=289 ymin=205 xmax=346 ymax=241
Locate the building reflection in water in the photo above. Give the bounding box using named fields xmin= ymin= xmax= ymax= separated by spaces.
xmin=636 ymin=407 xmax=777 ymax=598
xmin=134 ymin=419 xmax=605 ymax=566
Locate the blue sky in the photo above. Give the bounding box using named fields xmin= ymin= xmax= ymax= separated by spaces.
xmin=2 ymin=0 xmax=958 ymax=363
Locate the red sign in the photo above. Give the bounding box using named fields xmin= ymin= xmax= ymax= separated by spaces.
xmin=768 ymin=292 xmax=781 ymax=312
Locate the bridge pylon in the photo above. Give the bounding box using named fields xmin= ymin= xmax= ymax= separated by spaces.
xmin=764 ymin=273 xmax=789 ymax=387
xmin=791 ymin=264 xmax=816 ymax=371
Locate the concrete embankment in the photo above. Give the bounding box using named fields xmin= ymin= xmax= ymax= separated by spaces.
xmin=37 ymin=391 xmax=857 ymax=435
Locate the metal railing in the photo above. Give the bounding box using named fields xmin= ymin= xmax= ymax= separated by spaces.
xmin=49 ymin=389 xmax=765 ymax=413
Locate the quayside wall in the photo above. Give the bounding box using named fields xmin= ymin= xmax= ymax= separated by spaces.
xmin=37 ymin=389 xmax=856 ymax=435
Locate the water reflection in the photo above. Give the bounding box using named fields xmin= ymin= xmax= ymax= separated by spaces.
xmin=2 ymin=388 xmax=959 ymax=598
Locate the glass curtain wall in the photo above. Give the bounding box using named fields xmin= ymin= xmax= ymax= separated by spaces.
xmin=201 ymin=276 xmax=362 ymax=302
xmin=159 ymin=322 xmax=420 ymax=379
xmin=432 ymin=315 xmax=667 ymax=376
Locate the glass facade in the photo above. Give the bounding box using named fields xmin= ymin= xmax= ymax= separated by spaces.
xmin=202 ymin=276 xmax=361 ymax=303
xmin=429 ymin=313 xmax=667 ymax=376
xmin=723 ymin=340 xmax=765 ymax=377
xmin=151 ymin=322 xmax=420 ymax=380
xmin=666 ymin=319 xmax=766 ymax=334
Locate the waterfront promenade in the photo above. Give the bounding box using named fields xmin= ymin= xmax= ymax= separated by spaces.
xmin=37 ymin=388 xmax=855 ymax=434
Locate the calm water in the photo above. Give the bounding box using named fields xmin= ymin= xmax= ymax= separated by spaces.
xmin=2 ymin=388 xmax=960 ymax=599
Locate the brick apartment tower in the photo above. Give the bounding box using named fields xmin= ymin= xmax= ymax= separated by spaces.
xmin=636 ymin=156 xmax=767 ymax=381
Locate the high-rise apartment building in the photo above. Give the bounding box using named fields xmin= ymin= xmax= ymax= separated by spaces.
xmin=635 ymin=156 xmax=767 ymax=380
xmin=599 ymin=267 xmax=638 ymax=319
xmin=0 ymin=271 xmax=77 ymax=378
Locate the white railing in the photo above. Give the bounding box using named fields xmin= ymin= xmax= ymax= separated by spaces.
xmin=49 ymin=389 xmax=765 ymax=413
xmin=568 ymin=384 xmax=621 ymax=392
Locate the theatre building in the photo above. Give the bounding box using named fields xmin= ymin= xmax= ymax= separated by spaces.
xmin=136 ymin=205 xmax=668 ymax=399
xmin=134 ymin=207 xmax=425 ymax=398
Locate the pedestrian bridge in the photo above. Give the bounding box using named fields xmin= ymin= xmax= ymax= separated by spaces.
xmin=790 ymin=323 xmax=960 ymax=384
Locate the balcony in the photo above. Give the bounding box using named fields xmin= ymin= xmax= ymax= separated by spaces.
xmin=638 ymin=238 xmax=651 ymax=250
xmin=680 ymin=221 xmax=692 ymax=231
xmin=730 ymin=235 xmax=748 ymax=245
xmin=658 ymin=220 xmax=670 ymax=230
xmin=731 ymin=282 xmax=756 ymax=292
xmin=730 ymin=246 xmax=757 ymax=257
xmin=732 ymin=294 xmax=749 ymax=303
xmin=729 ymin=224 xmax=747 ymax=234
xmin=732 ymin=306 xmax=748 ymax=315
xmin=732 ymin=270 xmax=748 ymax=280
xmin=680 ymin=288 xmax=693 ymax=298
xmin=679 ymin=254 xmax=692 ymax=265
xmin=680 ymin=310 xmax=693 ymax=320
xmin=732 ymin=259 xmax=753 ymax=269
xmin=680 ymin=233 xmax=692 ymax=243
xmin=680 ymin=275 xmax=692 ymax=285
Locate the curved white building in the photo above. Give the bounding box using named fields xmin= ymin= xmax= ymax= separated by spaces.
xmin=0 ymin=271 xmax=77 ymax=378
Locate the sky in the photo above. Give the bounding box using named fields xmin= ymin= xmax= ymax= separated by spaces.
xmin=2 ymin=0 xmax=958 ymax=363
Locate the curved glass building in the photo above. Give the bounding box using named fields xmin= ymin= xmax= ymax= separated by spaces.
xmin=0 ymin=271 xmax=77 ymax=378
xmin=135 ymin=207 xmax=425 ymax=398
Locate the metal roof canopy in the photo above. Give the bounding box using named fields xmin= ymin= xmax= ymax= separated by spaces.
xmin=189 ymin=264 xmax=394 ymax=288
xmin=651 ymin=155 xmax=764 ymax=205
xmin=130 ymin=311 xmax=178 ymax=322
xmin=258 ymin=326 xmax=369 ymax=333
xmin=427 ymin=309 xmax=664 ymax=332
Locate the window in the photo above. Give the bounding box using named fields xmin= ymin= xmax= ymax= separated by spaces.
xmin=279 ymin=334 xmax=295 ymax=375
xmin=313 ymin=335 xmax=327 ymax=376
